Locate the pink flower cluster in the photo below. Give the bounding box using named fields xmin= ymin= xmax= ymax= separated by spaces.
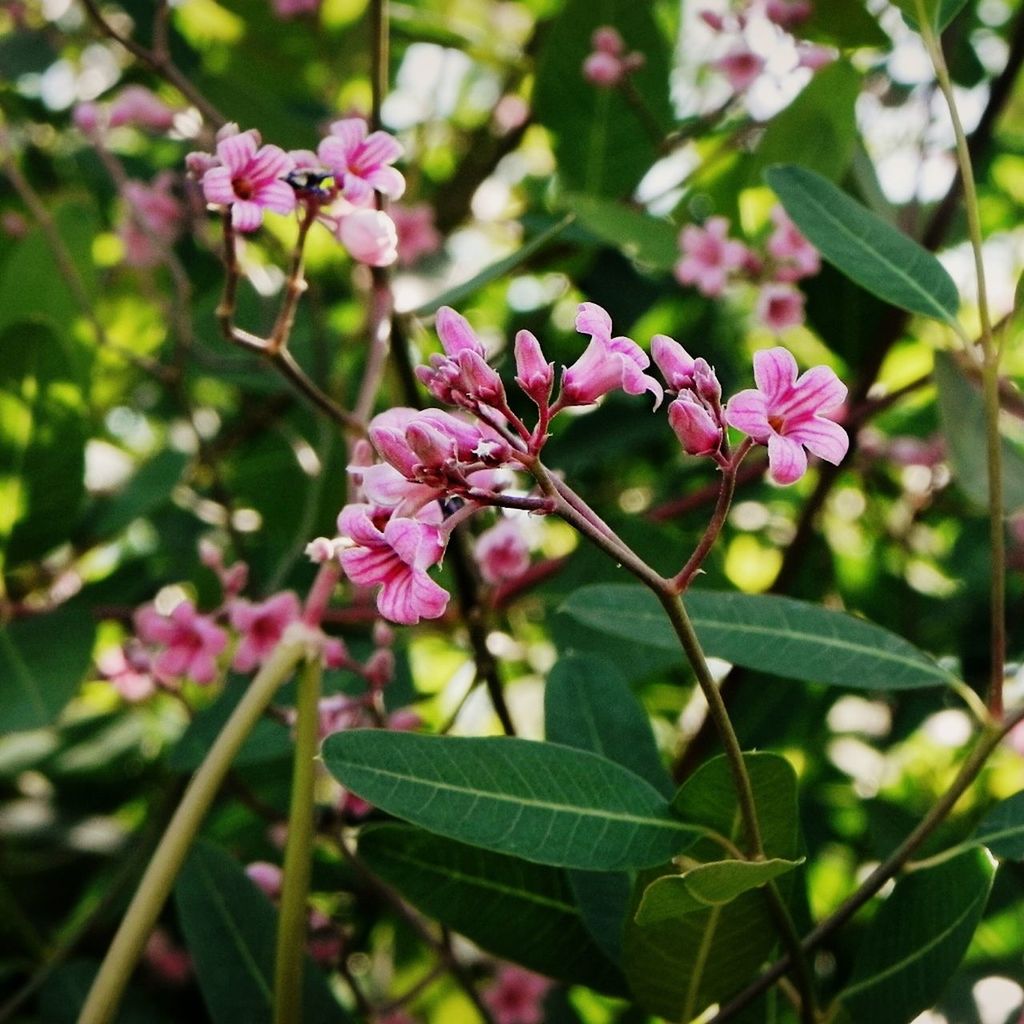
xmin=74 ymin=86 xmax=179 ymax=137
xmin=321 ymin=301 xmax=847 ymax=624
xmin=187 ymin=119 xmax=405 ymax=265
xmin=582 ymin=26 xmax=645 ymax=88
xmin=118 ymin=173 xmax=183 ymax=268
xmin=484 ymin=965 xmax=552 ymax=1024
xmin=676 ymin=207 xmax=820 ymax=332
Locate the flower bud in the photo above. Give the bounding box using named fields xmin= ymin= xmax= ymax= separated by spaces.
xmin=405 ymin=420 xmax=456 ymax=471
xmin=370 ymin=425 xmax=420 ymax=478
xmin=457 ymin=349 xmax=507 ymax=406
xmin=514 ymin=329 xmax=553 ymax=405
xmin=651 ymin=334 xmax=696 ymax=391
xmin=436 ymin=306 xmax=485 ymax=357
xmin=693 ymin=358 xmax=722 ymax=402
xmin=338 ymin=209 xmax=398 ymax=267
xmin=365 ymin=648 xmax=395 ymax=689
xmin=668 ymin=394 xmax=722 ymax=456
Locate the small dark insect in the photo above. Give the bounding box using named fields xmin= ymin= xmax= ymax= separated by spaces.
xmin=284 ymin=168 xmax=336 ymax=199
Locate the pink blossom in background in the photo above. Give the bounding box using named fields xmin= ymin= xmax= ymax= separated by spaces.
xmin=675 ymin=217 xmax=749 ymax=297
xmin=756 ymin=283 xmax=806 ymax=333
xmin=339 ymin=790 xmax=374 ymax=818
xmin=714 ymin=47 xmax=765 ymax=92
xmin=143 ymin=929 xmax=192 ymax=986
xmin=764 ymin=0 xmax=813 ymax=28
xmin=246 ymin=861 xmax=284 ymax=899
xmin=582 ymin=25 xmax=645 ymax=87
xmin=108 ymin=86 xmax=177 ymax=132
xmin=229 ymin=591 xmax=301 ymax=673
xmin=699 ymin=9 xmax=727 ymax=31
xmin=271 ymin=0 xmax=320 ymax=16
xmin=338 ymin=505 xmax=449 ymax=625
xmin=475 ymin=518 xmax=531 ymax=585
xmin=318 ymin=694 xmax=369 ymax=738
xmin=97 ymin=643 xmax=157 ymax=702
xmin=134 ymin=600 xmax=228 ymax=684
xmin=767 ymin=207 xmax=820 ymax=282
xmin=1 ymin=211 xmax=28 ymax=238
xmin=560 ymin=302 xmax=663 ymax=408
xmin=725 ymin=347 xmax=848 ymax=485
xmin=796 ymin=42 xmax=836 ymax=71
xmin=338 ymin=209 xmax=399 ymax=266
xmin=483 ymin=965 xmax=552 ymax=1024
xmin=307 ymin=909 xmax=343 ymax=964
xmin=391 ymin=203 xmax=441 ymax=265
xmin=317 ymin=118 xmax=405 ymax=206
xmin=201 ymin=129 xmax=296 ymax=232
xmin=72 ymin=101 xmax=103 ymax=136
xmin=119 ymin=174 xmax=182 ymax=268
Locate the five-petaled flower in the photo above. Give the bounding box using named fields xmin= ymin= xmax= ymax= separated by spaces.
xmin=317 ymin=118 xmax=406 ymax=207
xmin=202 ymin=129 xmax=296 ymax=231
xmin=134 ymin=599 xmax=228 ymax=685
xmin=229 ymin=591 xmax=301 ymax=673
xmin=675 ymin=217 xmax=749 ymax=297
xmin=725 ymin=347 xmax=848 ymax=485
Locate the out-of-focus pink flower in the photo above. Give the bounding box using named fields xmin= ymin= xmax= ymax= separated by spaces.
xmin=475 ymin=518 xmax=531 ymax=586
xmin=514 ymin=329 xmax=554 ymax=407
xmin=119 ymin=174 xmax=182 ymax=268
xmin=338 ymin=209 xmax=399 ymax=266
xmin=388 ymin=708 xmax=421 ymax=732
xmin=307 ymin=909 xmax=343 ymax=964
xmin=1 ymin=211 xmax=28 ymax=238
xmin=583 ymin=51 xmax=626 ymax=87
xmin=493 ymin=94 xmax=530 ymax=134
xmin=391 ymin=203 xmax=441 ymax=265
xmin=108 ymin=86 xmax=177 ymax=132
xmin=675 ymin=217 xmax=749 ymax=297
xmin=764 ymin=0 xmax=813 ymax=28
xmin=1009 ymin=718 xmax=1024 ymax=756
xmin=714 ymin=47 xmax=765 ymax=92
xmin=134 ymin=600 xmax=228 ymax=684
xmin=338 ymin=505 xmax=449 ymax=625
xmin=97 ymin=643 xmax=157 ymax=702
xmin=725 ymin=347 xmax=848 ymax=485
xmin=582 ymin=25 xmax=645 ymax=87
xmin=483 ymin=965 xmax=551 ymax=1024
xmin=317 ymin=118 xmax=405 ymax=207
xmin=73 ymin=101 xmax=103 ymax=136
xmin=669 ymin=393 xmax=724 ymax=456
xmin=796 ymin=42 xmax=836 ymax=71
xmin=272 ymin=0 xmax=320 ymax=17
xmin=319 ymin=694 xmax=368 ymax=738
xmin=699 ymin=9 xmax=727 ymax=31
xmin=202 ymin=129 xmax=296 ymax=232
xmin=767 ymin=207 xmax=820 ymax=282
xmin=756 ymin=283 xmax=806 ymax=333
xmin=229 ymin=591 xmax=301 ymax=673
xmin=246 ymin=861 xmax=284 ymax=899
xmin=560 ymin=302 xmax=663 ymax=408
xmin=144 ymin=929 xmax=192 ymax=986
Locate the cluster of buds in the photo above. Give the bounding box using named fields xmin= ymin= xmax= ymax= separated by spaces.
xmin=186 ymin=117 xmax=405 ymax=265
xmin=320 ymin=301 xmax=847 ymax=624
xmin=676 ymin=207 xmax=821 ymax=332
xmin=582 ymin=26 xmax=646 ymax=88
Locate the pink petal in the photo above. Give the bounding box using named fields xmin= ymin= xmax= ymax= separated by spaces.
xmin=216 ymin=130 xmax=259 ymax=175
xmin=575 ymin=302 xmax=613 ymax=340
xmin=780 ymin=365 xmax=848 ymax=419
xmin=384 ymin=517 xmax=445 ymax=571
xmin=377 ymin=568 xmax=449 ymax=625
xmin=341 ymin=545 xmax=399 ymax=586
xmin=359 ymin=130 xmax=404 ymax=167
xmin=202 ymin=167 xmax=237 ymax=205
xmin=328 ymin=117 xmax=368 ymax=152
xmin=340 ymin=173 xmax=374 ymax=207
xmin=337 ymin=504 xmax=385 ymax=546
xmin=364 ymin=165 xmax=406 ymax=200
xmin=753 ymin=347 xmax=798 ymax=402
xmin=249 ymin=144 xmax=294 ymax=183
xmin=316 ymin=135 xmax=349 ymax=171
xmin=232 ymin=201 xmax=264 ymax=232
xmin=253 ymin=179 xmax=297 ymax=215
xmin=436 ymin=306 xmax=485 ymax=357
xmin=725 ymin=389 xmax=771 ymax=440
xmin=787 ymin=416 xmax=849 ymax=465
xmin=767 ymin=433 xmax=808 ymax=485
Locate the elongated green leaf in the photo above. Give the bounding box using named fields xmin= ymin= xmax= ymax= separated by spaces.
xmin=562 ymin=194 xmax=679 ymax=270
xmin=635 ymin=858 xmax=803 ymax=925
xmin=933 ymin=351 xmax=1024 ymax=512
xmin=973 ymin=791 xmax=1024 ymax=861
xmin=624 ymin=753 xmax=802 ymax=1021
xmin=175 ymin=841 xmax=348 ymax=1024
xmin=838 ymin=848 xmax=994 ymax=1024
xmin=765 ymin=165 xmax=959 ymax=324
xmin=357 ymin=824 xmax=625 ymax=992
xmin=322 ymin=731 xmax=703 ymax=871
xmin=894 ymin=0 xmax=969 ymax=32
xmin=0 ymin=606 xmax=95 ymax=732
xmin=567 ymin=870 xmax=633 ymax=965
xmin=561 ymin=585 xmax=954 ymax=690
xmin=801 ymin=0 xmax=888 ymax=47
xmin=545 ymin=654 xmax=671 ymax=796
xmin=88 ymin=450 xmax=190 ymax=539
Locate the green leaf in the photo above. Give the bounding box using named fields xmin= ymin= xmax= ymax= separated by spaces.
xmin=0 ymin=321 xmax=87 ymax=573
xmin=0 ymin=605 xmax=95 ymax=732
xmin=175 ymin=841 xmax=348 ymax=1024
xmin=800 ymin=0 xmax=888 ymax=48
xmin=562 ymin=194 xmax=679 ymax=270
xmin=88 ymin=450 xmax=190 ymax=539
xmin=972 ymin=791 xmax=1024 ymax=861
xmin=838 ymin=848 xmax=994 ymax=1024
xmin=561 ymin=585 xmax=954 ymax=691
xmin=534 ymin=0 xmax=672 ymax=196
xmin=357 ymin=823 xmax=625 ymax=992
xmin=765 ymin=165 xmax=959 ymax=324
xmin=544 ymin=654 xmax=671 ymax=796
xmin=635 ymin=858 xmax=804 ymax=925
xmin=567 ymin=870 xmax=633 ymax=965
xmin=322 ymin=730 xmax=704 ymax=871
xmin=623 ymin=753 xmax=802 ymax=1021
xmin=894 ymin=0 xmax=969 ymax=32
xmin=750 ymin=61 xmax=860 ymax=183
xmin=933 ymin=351 xmax=1024 ymax=513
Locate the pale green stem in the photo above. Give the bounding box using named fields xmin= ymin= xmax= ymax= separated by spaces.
xmin=273 ymin=657 xmax=322 ymax=1024
xmin=77 ymin=641 xmax=306 ymax=1024
xmin=919 ymin=2 xmax=1005 ymax=718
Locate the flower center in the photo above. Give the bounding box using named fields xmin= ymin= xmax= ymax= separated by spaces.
xmin=232 ymin=176 xmax=254 ymax=200
xmin=768 ymin=414 xmax=785 ymax=433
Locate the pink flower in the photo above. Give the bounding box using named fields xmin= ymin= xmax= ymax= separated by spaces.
xmin=483 ymin=966 xmax=551 ymax=1024
xmin=582 ymin=26 xmax=645 ymax=87
xmin=317 ymin=118 xmax=405 ymax=207
xmin=119 ymin=175 xmax=182 ymax=268
xmin=767 ymin=207 xmax=820 ymax=282
xmin=134 ymin=600 xmax=228 ymax=684
xmin=229 ymin=591 xmax=301 ymax=673
xmin=72 ymin=101 xmax=103 ymax=136
xmin=202 ymin=129 xmax=296 ymax=232
xmin=338 ymin=505 xmax=449 ymax=625
xmin=272 ymin=0 xmax=319 ymax=16
xmin=652 ymin=334 xmax=697 ymax=391
xmin=391 ymin=203 xmax=441 ymax=265
xmin=756 ymin=283 xmax=806 ymax=333
xmin=108 ymin=86 xmax=177 ymax=132
xmin=796 ymin=42 xmax=836 ymax=71
xmin=97 ymin=643 xmax=157 ymax=702
xmin=475 ymin=518 xmax=531 ymax=585
xmin=514 ymin=329 xmax=554 ymax=407
xmin=764 ymin=0 xmax=813 ymax=28
xmin=725 ymin=347 xmax=848 ymax=485
xmin=714 ymin=48 xmax=765 ymax=92
xmin=675 ymin=217 xmax=749 ymax=297
xmin=338 ymin=209 xmax=398 ymax=266
xmin=319 ymin=694 xmax=369 ymax=737
xmin=560 ymin=303 xmax=663 ymax=408
xmin=246 ymin=861 xmax=283 ymax=899
xmin=143 ymin=929 xmax=192 ymax=986
xmin=669 ymin=393 xmax=723 ymax=456
xmin=307 ymin=909 xmax=343 ymax=964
